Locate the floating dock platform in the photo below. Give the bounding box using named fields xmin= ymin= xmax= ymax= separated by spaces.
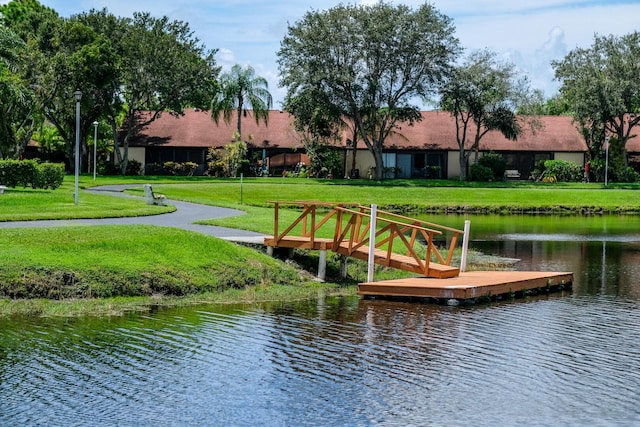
xmin=359 ymin=271 xmax=573 ymax=302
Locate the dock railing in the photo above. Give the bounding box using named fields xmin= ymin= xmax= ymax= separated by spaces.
xmin=270 ymin=201 xmax=358 ymax=247
xmin=331 ymin=205 xmax=463 ymax=275
xmin=268 ymin=201 xmax=464 ymax=276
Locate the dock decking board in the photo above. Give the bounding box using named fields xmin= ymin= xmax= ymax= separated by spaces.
xmin=358 ymin=271 xmax=573 ymax=300
xmin=263 ymin=236 xmax=335 ymax=251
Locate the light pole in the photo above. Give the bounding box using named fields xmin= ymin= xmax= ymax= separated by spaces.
xmin=93 ymin=121 xmax=99 ymax=181
xmin=74 ymin=89 xmax=82 ymax=205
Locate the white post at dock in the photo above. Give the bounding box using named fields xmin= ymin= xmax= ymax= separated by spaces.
xmin=318 ymin=250 xmax=327 ymax=281
xmin=460 ymin=220 xmax=471 ymax=272
xmin=367 ymin=204 xmax=377 ymax=283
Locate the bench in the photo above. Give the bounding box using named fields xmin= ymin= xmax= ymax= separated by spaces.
xmin=0 ymin=185 xmax=6 ymax=194
xmin=504 ymin=169 xmax=521 ymax=179
xmin=143 ymin=184 xmax=166 ymax=206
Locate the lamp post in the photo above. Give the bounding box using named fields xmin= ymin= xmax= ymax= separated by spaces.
xmin=74 ymin=90 xmax=82 ymax=205
xmin=93 ymin=121 xmax=99 ymax=181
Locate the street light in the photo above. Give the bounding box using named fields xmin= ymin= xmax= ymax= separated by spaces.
xmin=74 ymin=89 xmax=82 ymax=205
xmin=93 ymin=121 xmax=99 ymax=181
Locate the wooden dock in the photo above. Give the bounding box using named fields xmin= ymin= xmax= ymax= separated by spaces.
xmin=358 ymin=271 xmax=573 ymax=301
xmin=263 ymin=201 xmax=573 ymax=303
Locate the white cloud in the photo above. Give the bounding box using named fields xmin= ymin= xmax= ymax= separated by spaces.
xmin=217 ymin=49 xmax=236 ymax=66
xmin=38 ymin=1 xmax=640 ymax=105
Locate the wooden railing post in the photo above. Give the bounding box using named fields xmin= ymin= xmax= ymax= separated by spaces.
xmin=460 ymin=220 xmax=471 ymax=272
xmin=367 ymin=204 xmax=377 ymax=283
xmin=274 ymin=202 xmax=279 ymax=243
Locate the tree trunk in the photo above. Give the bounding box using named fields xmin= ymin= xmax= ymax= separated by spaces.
xmin=236 ymin=94 xmax=243 ymax=139
xmin=373 ymin=148 xmax=384 ymax=180
xmin=459 ymin=148 xmax=467 ymax=181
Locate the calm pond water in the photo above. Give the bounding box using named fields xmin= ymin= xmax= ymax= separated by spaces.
xmin=2 ymin=215 xmax=640 ymax=426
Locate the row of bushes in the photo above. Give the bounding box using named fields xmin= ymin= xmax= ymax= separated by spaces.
xmin=0 ymin=160 xmax=65 ymax=189
xmin=469 ymin=152 xmax=507 ymax=181
xmin=147 ymin=161 xmax=198 ymax=176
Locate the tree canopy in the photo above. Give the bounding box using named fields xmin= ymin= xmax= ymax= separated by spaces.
xmin=0 ymin=0 xmax=219 ymax=174
xmin=278 ymin=1 xmax=460 ymax=180
xmin=553 ymin=32 xmax=640 ymax=170
xmin=440 ymin=49 xmax=533 ymax=180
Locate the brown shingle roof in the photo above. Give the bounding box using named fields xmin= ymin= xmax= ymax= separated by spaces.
xmin=130 ymin=109 xmax=588 ymax=153
xmin=130 ymin=109 xmax=303 ymax=150
xmin=383 ymin=111 xmax=587 ymax=152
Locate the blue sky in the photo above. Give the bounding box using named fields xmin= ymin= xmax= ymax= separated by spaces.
xmin=24 ymin=0 xmax=640 ymax=108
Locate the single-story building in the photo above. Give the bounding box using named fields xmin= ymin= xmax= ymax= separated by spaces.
xmin=125 ymin=109 xmax=591 ymax=179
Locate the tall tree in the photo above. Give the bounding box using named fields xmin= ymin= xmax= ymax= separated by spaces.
xmin=0 ymin=0 xmax=56 ymax=159
xmin=552 ymin=32 xmax=640 ymax=168
xmin=108 ymin=12 xmax=219 ymax=174
xmin=440 ymin=49 xmax=534 ymax=181
xmin=284 ymin=86 xmax=346 ymax=177
xmin=211 ymin=64 xmax=272 ymax=140
xmin=0 ymin=26 xmax=27 ymax=158
xmin=278 ymin=2 xmax=460 ymax=180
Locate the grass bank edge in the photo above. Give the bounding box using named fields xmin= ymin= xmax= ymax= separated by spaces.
xmin=0 ymin=225 xmax=348 ymax=305
xmin=0 ymin=282 xmax=356 ymax=318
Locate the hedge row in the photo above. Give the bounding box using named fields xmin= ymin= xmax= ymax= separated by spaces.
xmin=0 ymin=159 xmax=65 ymax=190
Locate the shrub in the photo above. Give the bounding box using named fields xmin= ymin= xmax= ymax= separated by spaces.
xmin=306 ymin=144 xmax=342 ymax=178
xmin=543 ymin=160 xmax=582 ymax=182
xmin=616 ymin=166 xmax=640 ymax=183
xmin=163 ymin=161 xmax=180 ymax=175
xmin=0 ymin=160 xmax=64 ymax=189
xmin=145 ymin=162 xmax=164 ymax=175
xmin=125 ymin=159 xmax=142 ymax=176
xmin=182 ymin=162 xmax=198 ymax=176
xmin=426 ymin=165 xmax=441 ymax=179
xmin=237 ymin=159 xmax=250 ymax=176
xmin=478 ymin=152 xmax=507 ymax=180
xmin=100 ymin=162 xmax=119 ymax=175
xmin=36 ymin=163 xmax=65 ymax=189
xmin=469 ymin=163 xmax=494 ymax=181
xmin=205 ymin=147 xmax=227 ymax=177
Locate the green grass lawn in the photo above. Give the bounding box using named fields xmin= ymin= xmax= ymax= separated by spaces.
xmin=2 ymin=175 xmax=639 ymax=223
xmin=143 ymin=177 xmax=640 ymax=212
xmin=0 ymin=178 xmax=174 ymax=221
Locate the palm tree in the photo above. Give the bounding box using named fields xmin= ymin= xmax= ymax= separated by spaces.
xmin=210 ymin=64 xmax=273 ymax=139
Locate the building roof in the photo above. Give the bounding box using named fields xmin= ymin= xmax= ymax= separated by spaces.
xmin=129 ymin=109 xmax=303 ymax=150
xmin=386 ymin=111 xmax=588 ymax=152
xmin=130 ymin=109 xmax=589 ymax=153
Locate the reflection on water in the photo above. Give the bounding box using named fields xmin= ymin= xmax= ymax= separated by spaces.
xmin=1 ymin=296 xmax=639 ymax=426
xmin=1 ymin=214 xmax=640 ymax=426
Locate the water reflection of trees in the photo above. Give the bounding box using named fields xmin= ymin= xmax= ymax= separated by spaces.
xmin=473 ymin=239 xmax=640 ymax=299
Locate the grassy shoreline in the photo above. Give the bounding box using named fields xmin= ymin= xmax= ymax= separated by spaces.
xmin=1 ymin=175 xmax=637 ymax=317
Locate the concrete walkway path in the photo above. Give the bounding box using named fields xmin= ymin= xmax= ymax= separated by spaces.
xmin=0 ymin=184 xmax=268 ymax=244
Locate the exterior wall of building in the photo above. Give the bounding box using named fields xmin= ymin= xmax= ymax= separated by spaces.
xmin=115 ymin=147 xmax=146 ymax=171
xmin=554 ymin=152 xmax=585 ymax=165
xmin=447 ymin=152 xmax=462 ymax=179
xmin=348 ymin=149 xmax=375 ymax=179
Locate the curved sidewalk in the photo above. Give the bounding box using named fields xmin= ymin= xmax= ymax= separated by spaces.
xmin=0 ymin=185 xmax=268 ymax=244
